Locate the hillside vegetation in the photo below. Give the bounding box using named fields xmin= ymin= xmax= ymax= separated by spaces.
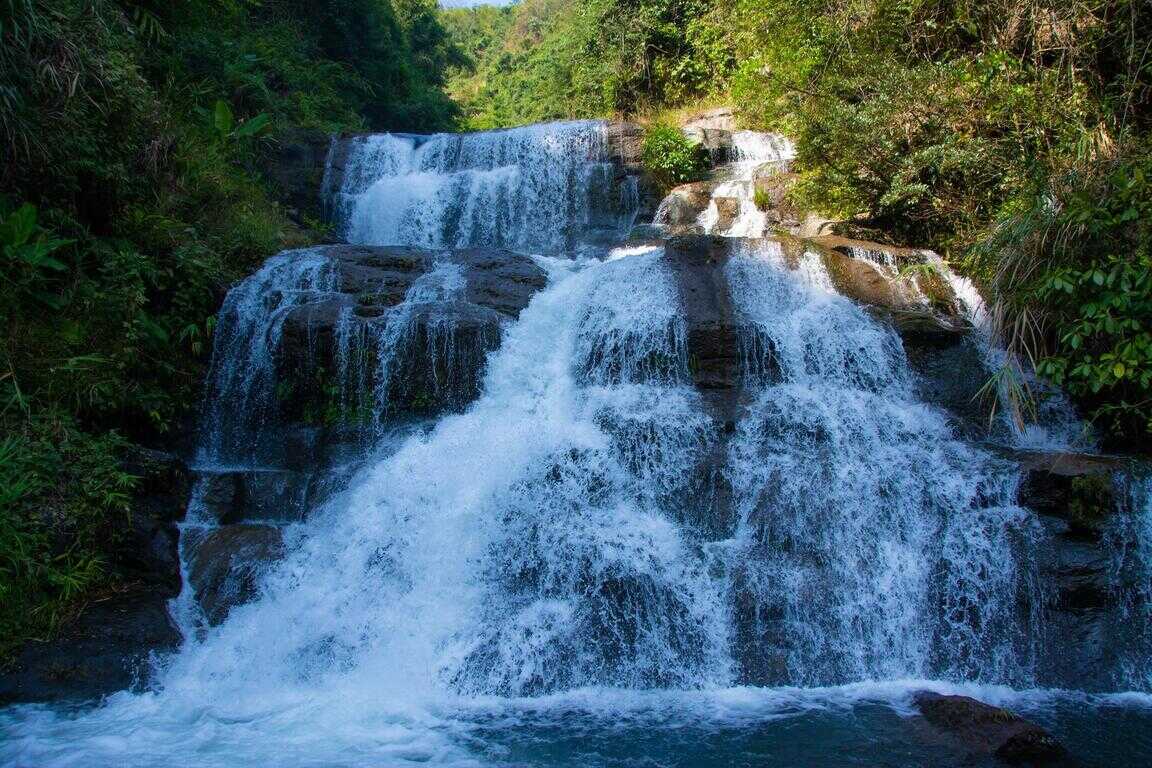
xmin=0 ymin=0 xmax=459 ymax=655
xmin=445 ymin=0 xmax=1152 ymax=444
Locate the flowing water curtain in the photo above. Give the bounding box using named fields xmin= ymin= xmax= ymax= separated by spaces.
xmin=447 ymin=251 xmax=731 ymax=694
xmin=1106 ymin=471 xmax=1152 ymax=690
xmin=197 ymin=249 xmax=337 ymax=467
xmin=329 ymin=121 xmax=638 ymax=253
xmin=722 ymin=240 xmax=1042 ymax=686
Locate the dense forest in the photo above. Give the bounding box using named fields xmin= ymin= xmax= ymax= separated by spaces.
xmin=2 ymin=0 xmax=1150 ymax=658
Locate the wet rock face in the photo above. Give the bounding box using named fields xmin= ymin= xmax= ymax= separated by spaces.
xmin=1015 ymin=451 xmax=1123 ymax=531
xmin=654 ymin=181 xmax=714 ymax=230
xmin=261 ymin=127 xmax=333 ymax=225
xmin=0 ymin=588 xmax=181 ymax=704
xmin=683 ymin=127 xmax=736 ymax=164
xmin=197 ymin=469 xmax=311 ymax=524
xmin=108 ymin=448 xmax=191 ymax=593
xmin=1005 ymin=450 xmax=1141 ymax=690
xmin=603 ymin=121 xmax=645 ymax=170
xmin=662 ymin=236 xmax=741 ymax=400
xmin=913 ymin=692 xmax=1066 ymax=764
xmin=187 ymin=525 xmax=285 ymax=626
xmin=603 ymin=122 xmax=664 ymax=222
xmin=275 ymin=244 xmax=547 ymax=431
xmin=661 ymin=234 xmax=975 ymax=398
xmin=811 ymin=236 xmax=972 ymax=343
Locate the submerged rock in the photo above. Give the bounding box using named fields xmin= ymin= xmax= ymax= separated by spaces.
xmin=913 ymin=691 xmax=1066 ymax=763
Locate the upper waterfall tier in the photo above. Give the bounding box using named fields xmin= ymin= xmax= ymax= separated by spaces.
xmin=323 ymin=121 xmax=641 ymax=255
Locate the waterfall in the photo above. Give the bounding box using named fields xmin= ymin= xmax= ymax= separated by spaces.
xmin=723 ymin=241 xmax=1039 ymax=686
xmin=4 ymin=123 xmax=1152 ymax=768
xmin=695 ymin=132 xmax=794 ymax=238
xmin=196 ymin=249 xmax=336 ymax=467
xmin=1108 ymin=472 xmax=1152 ymax=691
xmin=328 ymin=121 xmax=638 ymax=254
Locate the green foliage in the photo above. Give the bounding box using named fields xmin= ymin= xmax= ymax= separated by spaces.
xmin=1005 ymin=149 xmax=1152 ymax=439
xmin=642 ymin=124 xmax=708 ymax=187
xmin=1 ymin=203 xmax=73 ymax=310
xmin=1 ymin=419 xmax=138 ymax=655
xmin=753 ymin=187 xmax=772 ymax=212
xmin=442 ymin=0 xmax=735 ymax=127
xmin=0 ymin=0 xmax=461 ymax=652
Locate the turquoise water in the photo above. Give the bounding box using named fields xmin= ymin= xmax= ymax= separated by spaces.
xmin=6 ymin=685 xmax=1152 ymax=766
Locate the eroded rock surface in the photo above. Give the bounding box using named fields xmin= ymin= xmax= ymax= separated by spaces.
xmin=272 ymin=245 xmax=547 ymax=433
xmin=187 ymin=525 xmax=286 ymax=626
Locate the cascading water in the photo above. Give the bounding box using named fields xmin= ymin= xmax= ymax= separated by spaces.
xmin=722 ymin=241 xmax=1039 ymax=686
xmin=695 ymin=132 xmax=794 ymax=237
xmin=4 ymin=124 xmax=1152 ymax=768
xmin=1107 ymin=472 xmax=1152 ymax=691
xmin=197 ymin=248 xmax=336 ymax=467
xmin=327 ymin=121 xmax=638 ymax=254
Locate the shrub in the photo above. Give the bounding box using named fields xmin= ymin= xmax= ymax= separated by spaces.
xmin=642 ymin=123 xmax=709 ymax=188
xmin=979 ymin=145 xmax=1152 ymax=443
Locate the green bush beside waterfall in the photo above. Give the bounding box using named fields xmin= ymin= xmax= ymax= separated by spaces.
xmin=0 ymin=0 xmax=459 ymax=658
xmin=444 ymin=0 xmax=1152 ymax=442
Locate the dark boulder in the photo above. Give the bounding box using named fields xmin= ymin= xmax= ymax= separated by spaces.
xmin=654 ymin=181 xmax=714 ymax=231
xmin=0 ymin=588 xmax=181 ymax=704
xmin=383 ymin=300 xmax=503 ymax=414
xmin=902 ymin=335 xmax=994 ymax=439
xmin=1014 ymin=451 xmax=1125 ymax=532
xmin=660 ymin=235 xmax=749 ymax=535
xmin=114 ymin=448 xmax=190 ymax=593
xmin=604 ymin=121 xmax=645 ymax=170
xmin=454 ymin=248 xmax=549 ymax=319
xmin=751 ymin=169 xmax=801 ymax=230
xmin=330 ymin=244 xmax=432 ymax=298
xmin=682 ymin=126 xmax=734 ymax=164
xmin=983 ymin=449 xmax=1152 ymax=691
xmin=913 ymin=691 xmax=1066 ymax=764
xmin=662 ymin=235 xmax=743 ymax=401
xmin=187 ymin=524 xmax=285 ymax=626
